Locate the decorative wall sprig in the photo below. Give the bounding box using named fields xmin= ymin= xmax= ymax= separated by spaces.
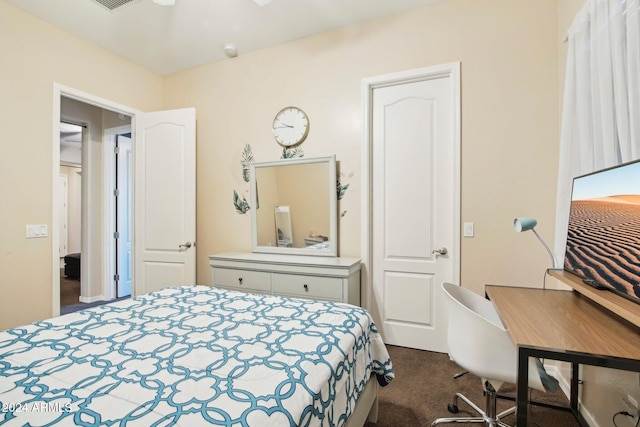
xmin=281 ymin=146 xmax=304 ymax=159
xmin=233 ymin=190 xmax=250 ymax=214
xmin=241 ymin=144 xmax=254 ymax=183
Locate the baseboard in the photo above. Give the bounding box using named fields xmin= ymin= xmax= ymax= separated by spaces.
xmin=79 ymin=295 xmax=104 ymax=303
xmin=545 ymin=363 xmax=598 ymax=427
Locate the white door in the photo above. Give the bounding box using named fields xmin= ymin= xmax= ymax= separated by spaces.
xmin=135 ymin=108 xmax=196 ymax=294
xmin=367 ymin=64 xmax=460 ymax=352
xmin=117 ymin=135 xmax=132 ymax=297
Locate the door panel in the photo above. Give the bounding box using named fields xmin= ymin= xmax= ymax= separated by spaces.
xmin=383 ymin=272 xmax=434 ymax=325
xmin=383 ymin=98 xmax=433 ymax=260
xmin=371 ymin=69 xmax=459 ymax=353
xmin=135 ymin=108 xmax=196 ymax=294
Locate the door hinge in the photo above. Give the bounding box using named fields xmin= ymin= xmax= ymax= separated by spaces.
xmin=114 ymin=146 xmax=120 ymax=154
xmin=114 ymin=189 xmax=120 ymax=197
xmin=113 ymin=231 xmax=119 ymax=239
xmin=114 ymin=274 xmax=120 ymax=282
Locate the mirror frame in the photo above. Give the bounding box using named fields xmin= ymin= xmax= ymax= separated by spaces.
xmin=250 ymin=155 xmax=337 ymax=257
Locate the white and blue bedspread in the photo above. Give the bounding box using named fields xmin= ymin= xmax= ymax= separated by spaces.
xmin=0 ymin=286 xmax=394 ymax=426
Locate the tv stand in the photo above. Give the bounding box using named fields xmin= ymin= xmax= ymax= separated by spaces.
xmin=548 ymin=270 xmax=640 ymax=327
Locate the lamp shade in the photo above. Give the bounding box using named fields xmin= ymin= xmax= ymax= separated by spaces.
xmin=514 ymin=217 xmax=537 ymax=232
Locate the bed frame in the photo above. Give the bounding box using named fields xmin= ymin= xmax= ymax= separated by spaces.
xmin=345 ymin=376 xmax=379 ymax=427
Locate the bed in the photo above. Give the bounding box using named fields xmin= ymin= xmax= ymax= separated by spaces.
xmin=0 ymin=286 xmax=394 ymax=426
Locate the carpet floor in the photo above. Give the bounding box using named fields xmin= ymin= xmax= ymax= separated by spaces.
xmin=60 ymin=270 xmax=81 ymax=307
xmin=365 ymin=345 xmax=580 ymax=427
xmin=60 ymin=269 xmax=129 ymax=315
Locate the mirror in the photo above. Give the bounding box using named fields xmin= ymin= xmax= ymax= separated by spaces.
xmin=251 ymin=156 xmax=337 ymax=257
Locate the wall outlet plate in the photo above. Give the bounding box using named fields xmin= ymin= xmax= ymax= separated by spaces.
xmin=622 ymin=395 xmax=639 ymax=426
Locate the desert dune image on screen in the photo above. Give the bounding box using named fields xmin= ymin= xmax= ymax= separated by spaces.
xmin=564 ymin=161 xmax=640 ymax=302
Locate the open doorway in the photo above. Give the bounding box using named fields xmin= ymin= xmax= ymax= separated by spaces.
xmin=58 ymin=97 xmax=133 ymax=314
xmin=52 ymin=84 xmax=197 ymax=317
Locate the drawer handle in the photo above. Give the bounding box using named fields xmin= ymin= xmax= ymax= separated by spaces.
xmin=238 ymin=277 xmax=243 ymax=285
xmin=303 ymin=284 xmax=309 ymax=292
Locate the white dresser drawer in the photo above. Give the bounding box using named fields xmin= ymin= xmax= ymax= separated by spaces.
xmin=209 ymin=253 xmax=361 ymax=305
xmin=272 ymin=273 xmax=343 ymax=300
xmin=213 ymin=268 xmax=271 ymax=292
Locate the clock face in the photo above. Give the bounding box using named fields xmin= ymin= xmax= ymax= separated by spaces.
xmin=272 ymin=106 xmax=309 ymax=147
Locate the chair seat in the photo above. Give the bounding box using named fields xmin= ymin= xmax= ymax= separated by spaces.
xmin=431 ymin=283 xmax=559 ymax=427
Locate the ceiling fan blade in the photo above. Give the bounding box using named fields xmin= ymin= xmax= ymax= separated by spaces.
xmin=153 ymin=0 xmax=176 ymax=6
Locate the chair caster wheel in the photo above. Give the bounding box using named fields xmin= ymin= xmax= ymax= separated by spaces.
xmin=447 ymin=403 xmax=459 ymax=413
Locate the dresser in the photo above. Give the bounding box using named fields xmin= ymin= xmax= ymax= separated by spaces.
xmin=208 ymin=252 xmax=361 ymax=306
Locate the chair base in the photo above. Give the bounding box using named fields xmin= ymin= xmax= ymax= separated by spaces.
xmin=431 ymin=389 xmax=515 ymax=427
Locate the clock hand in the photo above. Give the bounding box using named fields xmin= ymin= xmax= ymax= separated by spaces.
xmin=273 ymin=124 xmax=294 ymax=129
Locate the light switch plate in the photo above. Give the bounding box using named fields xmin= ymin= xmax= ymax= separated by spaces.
xmin=463 ymin=222 xmax=474 ymax=237
xmin=26 ymin=224 xmax=48 ymax=238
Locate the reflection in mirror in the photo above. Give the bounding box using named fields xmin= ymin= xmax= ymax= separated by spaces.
xmin=251 ymin=156 xmax=337 ymax=257
xmin=275 ymin=206 xmax=292 ymax=247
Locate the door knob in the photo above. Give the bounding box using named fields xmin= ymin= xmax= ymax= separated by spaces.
xmin=179 ymin=241 xmax=192 ymax=249
xmin=432 ymin=247 xmax=448 ymax=256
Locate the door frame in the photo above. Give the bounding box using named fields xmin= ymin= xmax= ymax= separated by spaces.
xmin=104 ymin=125 xmax=133 ymax=300
xmin=52 ymin=83 xmax=141 ymax=316
xmin=360 ymin=63 xmax=462 ymax=313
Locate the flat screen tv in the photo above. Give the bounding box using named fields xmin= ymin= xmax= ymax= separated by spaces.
xmin=564 ymin=159 xmax=640 ymax=305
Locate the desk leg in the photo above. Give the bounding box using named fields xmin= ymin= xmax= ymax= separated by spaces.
xmin=571 ymin=362 xmax=580 ymax=412
xmin=516 ymin=346 xmax=529 ymax=427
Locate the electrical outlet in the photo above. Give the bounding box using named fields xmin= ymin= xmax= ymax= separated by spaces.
xmin=622 ymin=395 xmax=639 ymax=426
xmin=629 ymin=395 xmax=639 ymax=418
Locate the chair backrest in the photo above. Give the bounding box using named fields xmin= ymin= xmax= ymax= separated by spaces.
xmin=442 ymin=282 xmax=545 ymax=391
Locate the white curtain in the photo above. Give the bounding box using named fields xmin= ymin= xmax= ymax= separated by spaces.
xmin=554 ymin=0 xmax=640 ymax=262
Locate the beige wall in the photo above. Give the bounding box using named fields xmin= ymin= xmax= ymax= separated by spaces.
xmin=0 ymin=1 xmax=163 ymax=329
xmin=163 ymin=0 xmax=561 ymax=294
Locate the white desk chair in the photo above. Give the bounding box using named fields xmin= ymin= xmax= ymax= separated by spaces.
xmin=431 ymin=282 xmax=558 ymax=427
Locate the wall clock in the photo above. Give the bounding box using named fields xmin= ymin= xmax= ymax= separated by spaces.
xmin=272 ymin=106 xmax=309 ymax=147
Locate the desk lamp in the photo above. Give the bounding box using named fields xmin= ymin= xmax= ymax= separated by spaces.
xmin=513 ymin=217 xmax=558 ymax=269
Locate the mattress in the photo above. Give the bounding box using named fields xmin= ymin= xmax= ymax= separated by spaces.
xmin=0 ymin=286 xmax=394 ymax=426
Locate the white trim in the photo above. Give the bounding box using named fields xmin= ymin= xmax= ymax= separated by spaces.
xmin=52 ymin=89 xmax=61 ymax=317
xmin=52 ymin=83 xmax=141 ymax=316
xmin=360 ymin=62 xmax=461 ymax=312
xmin=78 ymin=125 xmax=92 ymax=303
xmin=104 ymin=125 xmax=132 ymax=301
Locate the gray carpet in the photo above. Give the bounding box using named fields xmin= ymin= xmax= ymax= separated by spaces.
xmin=365 ymin=345 xmax=580 ymax=427
xmin=60 ymin=269 xmax=129 ymax=315
xmin=60 ymin=298 xmax=129 ymax=315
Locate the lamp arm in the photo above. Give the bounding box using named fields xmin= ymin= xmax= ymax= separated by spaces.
xmin=531 ymin=228 xmax=558 ymax=269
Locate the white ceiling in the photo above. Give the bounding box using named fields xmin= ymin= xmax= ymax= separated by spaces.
xmin=6 ymin=0 xmax=443 ymax=75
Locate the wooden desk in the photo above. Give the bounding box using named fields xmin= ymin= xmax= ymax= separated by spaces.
xmin=485 ymin=285 xmax=640 ymax=427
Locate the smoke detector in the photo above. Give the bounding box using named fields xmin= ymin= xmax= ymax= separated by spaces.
xmin=223 ymin=43 xmax=238 ymax=58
